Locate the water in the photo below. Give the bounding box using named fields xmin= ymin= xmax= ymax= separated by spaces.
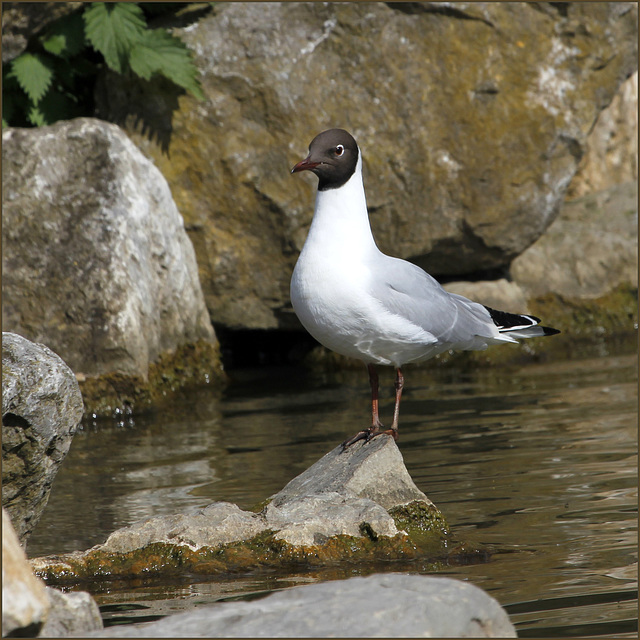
xmin=28 ymin=335 xmax=637 ymax=637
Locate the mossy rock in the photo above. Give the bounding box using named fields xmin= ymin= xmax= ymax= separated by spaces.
xmin=78 ymin=339 xmax=225 ymax=418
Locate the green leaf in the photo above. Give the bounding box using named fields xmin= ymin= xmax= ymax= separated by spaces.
xmin=40 ymin=11 xmax=86 ymax=58
xmin=83 ymin=2 xmax=146 ymax=73
xmin=129 ymin=29 xmax=204 ymax=100
xmin=27 ymin=104 xmax=47 ymax=127
xmin=10 ymin=52 xmax=54 ymax=103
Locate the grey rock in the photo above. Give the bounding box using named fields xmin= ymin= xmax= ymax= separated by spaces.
xmin=265 ymin=437 xmax=432 ymax=546
xmin=511 ymin=181 xmax=638 ymax=300
xmin=97 ymin=2 xmax=637 ymax=330
xmin=270 ymin=436 xmax=432 ymax=512
xmin=2 ymin=508 xmax=50 ymax=637
xmin=30 ymin=437 xmax=438 ymax=580
xmin=86 ymin=573 xmax=516 ymax=637
xmin=2 ymin=332 xmax=84 ymax=546
xmin=39 ymin=587 xmax=103 ymax=638
xmin=442 ymin=180 xmax=638 ymax=313
xmin=1 ymin=118 xmax=218 ymax=386
xmin=99 ymin=502 xmax=267 ymax=554
xmin=265 ymin=492 xmax=398 ymax=547
xmin=568 ymin=71 xmax=638 ymax=199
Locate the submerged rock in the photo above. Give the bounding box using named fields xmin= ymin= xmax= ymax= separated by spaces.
xmin=87 ymin=573 xmax=516 ymax=638
xmin=31 ymin=437 xmax=449 ymax=583
xmin=2 ymin=333 xmax=84 ymax=546
xmin=1 ymin=118 xmax=223 ymax=416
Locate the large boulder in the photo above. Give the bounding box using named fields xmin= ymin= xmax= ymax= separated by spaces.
xmin=2 ymin=118 xmax=224 ymax=415
xmin=96 ymin=2 xmax=638 ymax=330
xmin=2 ymin=332 xmax=83 ymax=547
xmin=87 ymin=573 xmax=516 ymax=638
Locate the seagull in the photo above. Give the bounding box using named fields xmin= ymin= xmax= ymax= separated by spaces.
xmin=290 ymin=129 xmax=559 ymax=448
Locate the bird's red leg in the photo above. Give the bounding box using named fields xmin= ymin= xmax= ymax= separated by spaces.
xmin=389 ymin=367 xmax=404 ymax=440
xmin=341 ymin=364 xmax=396 ymax=449
xmin=368 ymin=363 xmax=384 ymax=430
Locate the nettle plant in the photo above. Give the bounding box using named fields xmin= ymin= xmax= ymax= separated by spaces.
xmin=2 ymin=2 xmax=204 ymax=128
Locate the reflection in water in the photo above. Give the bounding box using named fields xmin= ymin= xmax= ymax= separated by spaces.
xmin=28 ymin=338 xmax=637 ymax=637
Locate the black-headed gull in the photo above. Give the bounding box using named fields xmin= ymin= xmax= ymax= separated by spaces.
xmin=290 ymin=129 xmax=559 ymax=448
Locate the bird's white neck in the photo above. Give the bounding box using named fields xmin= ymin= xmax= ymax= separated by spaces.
xmin=304 ymin=156 xmax=378 ymax=259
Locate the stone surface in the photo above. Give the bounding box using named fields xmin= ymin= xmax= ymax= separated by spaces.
xmin=2 ymin=118 xmax=222 ymax=414
xmin=99 ymin=502 xmax=267 ymax=554
xmin=2 ymin=332 xmax=84 ymax=546
xmin=511 ymin=181 xmax=638 ymax=300
xmin=441 ymin=180 xmax=638 ymax=314
xmin=39 ymin=587 xmax=103 ymax=637
xmin=568 ymin=71 xmax=638 ymax=199
xmin=265 ymin=492 xmax=399 ymax=547
xmin=30 ymin=438 xmax=444 ymax=581
xmin=2 ymin=508 xmax=50 ymax=637
xmin=96 ymin=2 xmax=637 ymax=331
xmin=270 ymin=435 xmax=432 ymax=511
xmin=87 ymin=573 xmax=516 ymax=637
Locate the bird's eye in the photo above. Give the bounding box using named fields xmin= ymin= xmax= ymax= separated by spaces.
xmin=334 ymin=145 xmax=344 ymax=157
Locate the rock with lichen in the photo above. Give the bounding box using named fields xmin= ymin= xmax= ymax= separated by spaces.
xmin=30 ymin=437 xmax=454 ymax=583
xmin=1 ymin=119 xmax=224 ymax=416
xmin=97 ymin=2 xmax=637 ymax=331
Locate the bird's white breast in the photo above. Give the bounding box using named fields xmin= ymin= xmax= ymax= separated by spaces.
xmin=290 ymin=164 xmax=438 ymax=366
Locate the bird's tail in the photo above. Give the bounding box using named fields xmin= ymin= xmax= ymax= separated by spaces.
xmin=484 ymin=305 xmax=560 ymax=339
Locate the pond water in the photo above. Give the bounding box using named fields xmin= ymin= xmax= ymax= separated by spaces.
xmin=28 ymin=334 xmax=637 ymax=637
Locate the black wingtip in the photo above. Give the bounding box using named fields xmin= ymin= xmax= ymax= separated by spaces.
xmin=541 ymin=326 xmax=561 ymax=336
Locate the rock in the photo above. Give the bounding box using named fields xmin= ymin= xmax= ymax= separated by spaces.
xmin=30 ymin=439 xmax=446 ymax=582
xmin=38 ymin=588 xmax=103 ymax=637
xmin=265 ymin=437 xmax=435 ymax=546
xmin=1 ymin=118 xmax=223 ymax=415
xmin=96 ymin=2 xmax=637 ymax=331
xmin=2 ymin=508 xmax=50 ymax=637
xmin=568 ymin=71 xmax=638 ymax=199
xmin=99 ymin=502 xmax=267 ymax=554
xmin=86 ymin=573 xmax=516 ymax=637
xmin=265 ymin=492 xmax=399 ymax=547
xmin=511 ymin=181 xmax=638 ymax=300
xmin=270 ymin=435 xmax=432 ymax=511
xmin=440 ymin=180 xmax=637 ymax=317
xmin=2 ymin=332 xmax=84 ymax=546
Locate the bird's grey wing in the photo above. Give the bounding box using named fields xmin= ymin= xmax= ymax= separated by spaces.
xmin=368 ymin=255 xmax=499 ymax=344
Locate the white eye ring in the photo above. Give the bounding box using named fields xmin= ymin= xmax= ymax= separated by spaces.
xmin=335 ymin=145 xmax=344 ymax=157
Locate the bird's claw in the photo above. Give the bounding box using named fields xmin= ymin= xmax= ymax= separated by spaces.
xmin=341 ymin=425 xmax=397 ymax=450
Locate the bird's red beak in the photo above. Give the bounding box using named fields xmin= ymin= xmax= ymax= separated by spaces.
xmin=291 ymin=156 xmax=320 ymax=174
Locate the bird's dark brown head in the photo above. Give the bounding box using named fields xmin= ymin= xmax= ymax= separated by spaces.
xmin=291 ymin=129 xmax=359 ymax=191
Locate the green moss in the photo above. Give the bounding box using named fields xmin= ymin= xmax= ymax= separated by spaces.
xmin=78 ymin=339 xmax=225 ymax=418
xmin=389 ymin=501 xmax=449 ymax=554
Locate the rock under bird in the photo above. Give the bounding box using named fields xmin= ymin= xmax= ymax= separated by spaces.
xmin=290 ymin=128 xmax=559 ymax=448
